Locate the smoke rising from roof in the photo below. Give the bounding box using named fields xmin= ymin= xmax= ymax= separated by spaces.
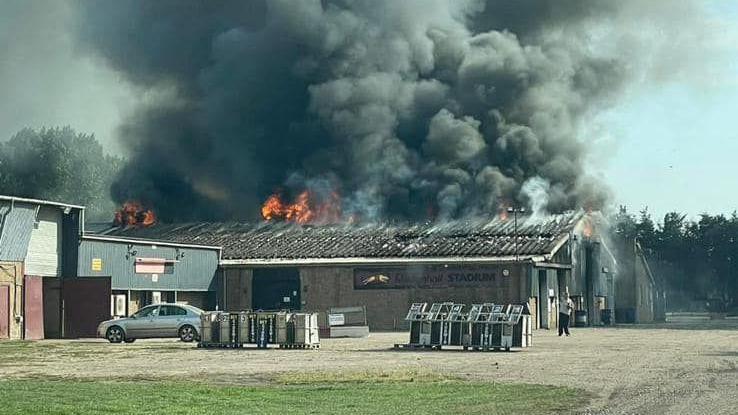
xmin=73 ymin=0 xmax=698 ymax=222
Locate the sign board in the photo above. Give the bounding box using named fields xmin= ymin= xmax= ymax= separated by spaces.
xmin=91 ymin=258 xmax=103 ymax=272
xmin=354 ymin=266 xmax=504 ymax=289
xmin=328 ymin=313 xmax=345 ymax=326
xmin=135 ymin=258 xmax=175 ymax=275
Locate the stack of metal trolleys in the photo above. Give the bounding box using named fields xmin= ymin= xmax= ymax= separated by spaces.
xmin=405 ymin=303 xmax=429 ymax=346
xmin=467 ymin=303 xmax=496 ymax=351
xmin=197 ymin=311 xmax=320 ymax=349
xmin=425 ymin=302 xmax=450 ymax=348
xmin=443 ymin=303 xmax=467 ymax=346
xmin=509 ymin=304 xmax=532 ymax=348
xmin=277 ymin=312 xmax=320 ymax=349
xmin=396 ymin=302 xmax=532 ymax=352
xmin=396 ymin=302 xmax=466 ymax=350
xmin=198 ymin=311 xmax=223 ymax=347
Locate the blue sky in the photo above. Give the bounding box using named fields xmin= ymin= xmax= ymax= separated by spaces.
xmin=601 ymin=1 xmax=738 ymax=221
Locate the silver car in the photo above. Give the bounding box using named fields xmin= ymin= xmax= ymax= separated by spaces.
xmin=97 ymin=303 xmax=203 ymax=343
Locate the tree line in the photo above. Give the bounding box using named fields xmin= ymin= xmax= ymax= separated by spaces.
xmin=613 ymin=207 xmax=738 ymax=311
xmin=0 ymin=127 xmax=122 ymax=220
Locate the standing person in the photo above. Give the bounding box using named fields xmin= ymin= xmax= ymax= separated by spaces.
xmin=559 ymin=293 xmax=574 ymax=336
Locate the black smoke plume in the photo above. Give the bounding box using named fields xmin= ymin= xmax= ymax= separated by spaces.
xmin=73 ymin=0 xmax=692 ymax=222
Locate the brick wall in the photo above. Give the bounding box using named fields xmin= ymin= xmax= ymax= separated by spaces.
xmin=300 ymin=263 xmax=528 ymax=330
xmin=0 ymin=262 xmax=24 ymax=339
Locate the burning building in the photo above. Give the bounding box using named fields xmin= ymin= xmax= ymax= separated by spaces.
xmin=101 ymin=210 xmax=638 ymax=330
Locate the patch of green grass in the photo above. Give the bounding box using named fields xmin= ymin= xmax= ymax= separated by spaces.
xmin=0 ymin=378 xmax=587 ymax=415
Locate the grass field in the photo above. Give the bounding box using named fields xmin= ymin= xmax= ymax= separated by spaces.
xmin=0 ymin=373 xmax=587 ymax=415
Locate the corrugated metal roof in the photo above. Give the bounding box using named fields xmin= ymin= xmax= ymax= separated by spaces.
xmin=0 ymin=194 xmax=85 ymax=210
xmin=0 ymin=202 xmax=36 ymax=261
xmin=101 ymin=211 xmax=584 ymax=262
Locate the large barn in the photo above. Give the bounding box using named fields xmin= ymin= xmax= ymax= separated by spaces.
xmin=101 ymin=211 xmax=626 ymax=330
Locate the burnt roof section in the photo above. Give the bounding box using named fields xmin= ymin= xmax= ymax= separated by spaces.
xmin=98 ymin=211 xmax=584 ymax=262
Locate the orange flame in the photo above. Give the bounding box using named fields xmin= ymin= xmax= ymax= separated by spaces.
xmin=261 ymin=190 xmax=341 ymax=224
xmin=114 ymin=201 xmax=157 ymax=228
xmin=498 ymin=203 xmax=510 ymax=221
xmin=582 ymin=221 xmax=594 ymax=238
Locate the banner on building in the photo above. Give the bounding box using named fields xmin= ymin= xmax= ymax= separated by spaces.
xmin=353 ymin=266 xmax=503 ymax=289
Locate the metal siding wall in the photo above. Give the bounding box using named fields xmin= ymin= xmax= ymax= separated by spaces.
xmin=0 ymin=202 xmax=36 ymax=262
xmin=25 ymin=206 xmax=62 ymax=276
xmin=77 ymin=239 xmax=218 ymax=291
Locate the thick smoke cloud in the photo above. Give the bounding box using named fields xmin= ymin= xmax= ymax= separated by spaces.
xmin=73 ymin=0 xmax=692 ymax=222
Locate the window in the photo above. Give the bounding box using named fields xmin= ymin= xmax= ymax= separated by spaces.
xmin=132 ymin=306 xmax=159 ymax=318
xmin=160 ymin=305 xmax=187 ymax=316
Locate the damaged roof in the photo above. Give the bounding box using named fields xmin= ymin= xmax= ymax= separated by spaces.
xmin=96 ymin=211 xmax=585 ymax=264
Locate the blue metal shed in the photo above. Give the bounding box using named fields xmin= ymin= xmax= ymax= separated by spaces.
xmin=78 ymin=235 xmax=221 ymax=292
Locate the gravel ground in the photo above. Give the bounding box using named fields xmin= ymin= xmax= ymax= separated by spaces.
xmin=2 ymin=323 xmax=737 ymax=414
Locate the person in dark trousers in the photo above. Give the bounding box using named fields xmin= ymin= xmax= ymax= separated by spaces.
xmin=559 ymin=292 xmax=574 ymax=336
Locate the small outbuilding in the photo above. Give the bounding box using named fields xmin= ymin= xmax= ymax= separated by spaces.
xmin=615 ymin=239 xmax=658 ymax=323
xmin=77 ymin=235 xmax=221 ymax=319
xmin=0 ymin=195 xmax=84 ymax=340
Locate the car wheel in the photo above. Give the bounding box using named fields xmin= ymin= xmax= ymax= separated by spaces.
xmin=124 ymin=338 xmax=136 ymax=343
xmin=106 ymin=326 xmax=124 ymax=343
xmin=179 ymin=325 xmax=197 ymax=342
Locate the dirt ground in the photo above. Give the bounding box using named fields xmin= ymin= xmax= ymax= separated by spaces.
xmin=2 ymin=323 xmax=737 ymax=415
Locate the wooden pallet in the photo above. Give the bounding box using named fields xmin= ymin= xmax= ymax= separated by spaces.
xmin=393 ymin=343 xmax=443 ymax=350
xmin=393 ymin=343 xmax=512 ymax=352
xmin=197 ymin=343 xmax=276 ymax=349
xmin=278 ymin=343 xmax=321 ymax=349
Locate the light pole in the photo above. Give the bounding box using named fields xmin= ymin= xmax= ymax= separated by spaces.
xmin=507 ymin=206 xmax=526 ymax=262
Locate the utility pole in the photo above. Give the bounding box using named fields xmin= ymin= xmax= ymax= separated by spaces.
xmin=508 ymin=206 xmax=526 ymax=262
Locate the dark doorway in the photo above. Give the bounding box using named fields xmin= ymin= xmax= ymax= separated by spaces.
xmin=538 ymin=270 xmax=548 ymax=329
xmin=252 ymin=268 xmax=300 ymax=311
xmin=43 ymin=278 xmax=62 ymax=338
xmin=62 ymin=277 xmax=111 ymax=338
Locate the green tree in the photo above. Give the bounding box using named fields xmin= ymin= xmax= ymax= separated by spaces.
xmin=0 ymin=127 xmax=123 ymax=220
xmin=611 ymin=209 xmax=738 ymax=310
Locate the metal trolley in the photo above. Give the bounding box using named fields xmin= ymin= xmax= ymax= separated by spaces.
xmin=407 ymin=303 xmax=429 ymax=345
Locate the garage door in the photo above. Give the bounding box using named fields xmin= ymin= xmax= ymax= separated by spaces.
xmin=62 ymin=277 xmax=111 ymax=338
xmin=252 ymin=268 xmax=300 ymax=311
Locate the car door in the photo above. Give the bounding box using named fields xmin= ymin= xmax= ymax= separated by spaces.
xmin=158 ymin=305 xmax=186 ymax=337
xmin=126 ymin=305 xmax=160 ymax=338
